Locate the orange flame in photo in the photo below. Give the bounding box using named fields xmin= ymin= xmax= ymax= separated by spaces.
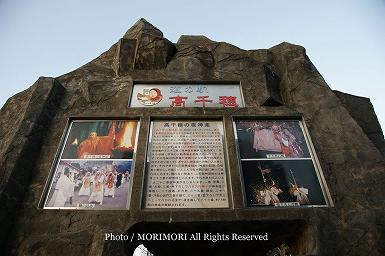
xmin=115 ymin=121 xmax=136 ymax=149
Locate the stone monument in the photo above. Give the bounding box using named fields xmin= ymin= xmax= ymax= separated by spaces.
xmin=0 ymin=18 xmax=384 ymax=255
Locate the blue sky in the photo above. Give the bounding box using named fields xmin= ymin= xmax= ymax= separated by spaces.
xmin=0 ymin=0 xmax=384 ymax=130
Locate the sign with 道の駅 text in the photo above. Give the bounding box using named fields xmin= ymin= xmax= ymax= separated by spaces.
xmin=130 ymin=84 xmax=244 ymax=108
xmin=144 ymin=121 xmax=229 ymax=208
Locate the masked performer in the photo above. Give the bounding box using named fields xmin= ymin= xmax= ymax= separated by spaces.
xmin=77 ymin=122 xmax=116 ymax=158
xmin=78 ymin=172 xmax=91 ymax=196
xmin=88 ymin=171 xmax=105 ymax=204
xmin=52 ymin=167 xmax=74 ymax=207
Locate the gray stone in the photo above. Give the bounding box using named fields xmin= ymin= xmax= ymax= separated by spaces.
xmin=0 ymin=77 xmax=65 ymax=251
xmin=165 ymin=44 xmax=215 ymax=80
xmin=123 ymin=18 xmax=163 ymax=39
xmin=261 ymin=65 xmax=283 ymax=106
xmin=112 ymin=38 xmax=137 ymax=76
xmin=134 ymin=32 xmax=176 ymax=70
xmin=177 ymin=35 xmax=215 ymax=46
xmin=334 ymin=90 xmax=385 ymax=156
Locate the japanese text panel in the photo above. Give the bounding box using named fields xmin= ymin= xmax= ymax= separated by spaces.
xmin=144 ymin=121 xmax=229 ymax=208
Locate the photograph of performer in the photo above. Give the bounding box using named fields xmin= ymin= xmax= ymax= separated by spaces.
xmin=44 ymin=160 xmax=133 ymax=209
xmin=104 ymin=170 xmax=116 ymax=198
xmin=253 ymin=165 xmax=283 ymax=205
xmin=78 ymin=172 xmax=91 ymax=196
xmin=77 ymin=129 xmax=115 ymax=159
xmin=61 ymin=120 xmax=138 ymax=159
xmin=241 ymin=160 xmax=326 ymax=207
xmin=258 ymin=183 xmax=283 ymax=205
xmin=289 ymin=169 xmax=310 ymax=205
xmin=50 ymin=167 xmax=74 ymax=207
xmin=235 ymin=120 xmax=310 ymax=159
xmin=88 ymin=170 xmax=105 ymax=204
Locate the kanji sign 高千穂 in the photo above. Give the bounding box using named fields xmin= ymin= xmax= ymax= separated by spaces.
xmin=130 ymin=83 xmax=244 ymax=108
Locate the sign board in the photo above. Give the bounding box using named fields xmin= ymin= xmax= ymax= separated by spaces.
xmin=234 ymin=120 xmax=330 ymax=207
xmin=42 ymin=120 xmax=139 ymax=210
xmin=144 ymin=121 xmax=229 ymax=208
xmin=130 ymin=84 xmax=244 ymax=108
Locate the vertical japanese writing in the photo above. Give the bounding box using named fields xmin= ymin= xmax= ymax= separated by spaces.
xmin=145 ymin=121 xmax=229 ymax=208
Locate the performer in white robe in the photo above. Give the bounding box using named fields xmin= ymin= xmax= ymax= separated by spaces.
xmin=88 ymin=171 xmax=104 ymax=204
xmin=52 ymin=168 xmax=74 ymax=207
xmin=259 ymin=189 xmax=269 ymax=205
xmin=269 ymin=184 xmax=282 ymax=204
xmin=260 ymin=185 xmax=281 ymax=205
xmin=78 ymin=172 xmax=91 ymax=196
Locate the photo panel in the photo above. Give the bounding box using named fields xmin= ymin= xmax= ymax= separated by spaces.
xmin=41 ymin=119 xmax=139 ymax=210
xmin=144 ymin=120 xmax=229 ymax=209
xmin=44 ymin=160 xmax=133 ymax=209
xmin=241 ymin=160 xmax=327 ymax=207
xmin=235 ymin=120 xmax=310 ymax=159
xmin=61 ymin=120 xmax=138 ymax=159
xmin=234 ymin=119 xmax=331 ymax=208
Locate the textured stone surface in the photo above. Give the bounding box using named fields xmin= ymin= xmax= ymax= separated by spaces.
xmin=134 ymin=32 xmax=175 ymax=70
xmin=0 ymin=77 xmax=65 ymax=251
xmin=123 ymin=18 xmax=163 ymax=39
xmin=261 ymin=65 xmax=283 ymax=106
xmin=0 ymin=18 xmax=384 ymax=255
xmin=334 ymin=90 xmax=385 ymax=156
xmin=112 ymin=38 xmax=137 ymax=76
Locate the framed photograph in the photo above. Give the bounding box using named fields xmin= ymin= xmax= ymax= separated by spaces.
xmin=61 ymin=120 xmax=138 ymax=159
xmin=241 ymin=160 xmax=326 ymax=207
xmin=44 ymin=160 xmax=133 ymax=209
xmin=235 ymin=120 xmax=310 ymax=159
xmin=234 ymin=119 xmax=332 ymax=207
xmin=40 ymin=120 xmax=140 ymax=210
xmin=143 ymin=120 xmax=230 ymax=209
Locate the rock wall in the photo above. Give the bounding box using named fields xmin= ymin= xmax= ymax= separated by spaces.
xmin=0 ymin=18 xmax=384 ymax=255
xmin=333 ymin=90 xmax=385 ymax=156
